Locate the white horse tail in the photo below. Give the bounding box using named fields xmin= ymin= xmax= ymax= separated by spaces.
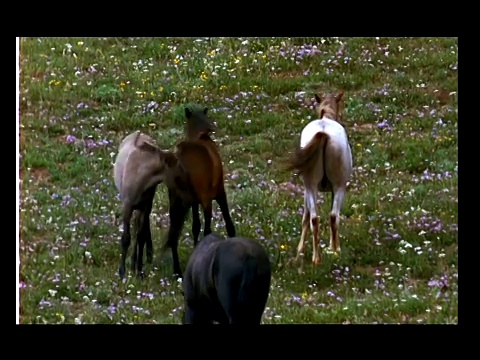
xmin=288 ymin=131 xmax=328 ymax=175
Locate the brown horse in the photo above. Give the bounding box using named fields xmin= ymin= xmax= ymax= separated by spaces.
xmin=137 ymin=106 xmax=236 ymax=278
xmin=286 ymin=92 xmax=352 ymax=267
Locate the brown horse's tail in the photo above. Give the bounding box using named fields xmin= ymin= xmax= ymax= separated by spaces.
xmin=286 ymin=132 xmax=328 ymax=175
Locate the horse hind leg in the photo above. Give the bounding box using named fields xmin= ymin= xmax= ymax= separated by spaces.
xmin=202 ymin=200 xmax=213 ymax=237
xmin=167 ymin=190 xmax=190 ymax=279
xmin=215 ymin=190 xmax=236 ymax=238
xmin=131 ymin=208 xmax=150 ymax=278
xmin=296 ymin=195 xmax=310 ymax=264
xmin=311 ymin=214 xmax=321 ymax=265
xmin=119 ymin=204 xmax=134 ymax=279
xmin=329 ymin=187 xmax=346 ymax=254
xmin=184 ymin=304 xmax=212 ymax=324
xmin=191 ymin=202 xmax=201 ymax=246
xmin=305 ymin=187 xmax=321 ymax=266
xmin=143 ymin=186 xmax=157 ymax=265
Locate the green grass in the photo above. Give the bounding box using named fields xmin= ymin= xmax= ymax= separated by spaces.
xmin=19 ymin=37 xmax=458 ymax=324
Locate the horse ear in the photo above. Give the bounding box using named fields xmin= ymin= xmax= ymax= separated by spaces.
xmin=185 ymin=107 xmax=192 ymax=119
xmin=336 ymin=92 xmax=344 ymax=103
xmin=314 ymin=94 xmax=321 ymax=103
xmin=203 ymin=107 xmax=208 ymax=115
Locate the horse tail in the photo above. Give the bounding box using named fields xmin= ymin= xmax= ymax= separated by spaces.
xmin=286 ymin=132 xmax=329 ymax=175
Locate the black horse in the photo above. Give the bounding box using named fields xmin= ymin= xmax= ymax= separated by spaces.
xmin=182 ymin=233 xmax=271 ymax=324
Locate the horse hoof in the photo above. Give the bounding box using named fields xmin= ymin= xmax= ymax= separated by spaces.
xmin=119 ymin=267 xmax=125 ymax=279
xmin=174 ymin=273 xmax=183 ymax=281
xmin=137 ymin=271 xmax=145 ymax=279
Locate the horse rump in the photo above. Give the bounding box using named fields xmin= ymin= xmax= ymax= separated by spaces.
xmin=183 ymin=233 xmax=271 ymax=324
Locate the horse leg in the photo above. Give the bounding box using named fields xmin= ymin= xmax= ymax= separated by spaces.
xmin=215 ymin=190 xmax=236 ymax=238
xmin=138 ymin=214 xmax=152 ymax=278
xmin=191 ymin=202 xmax=201 ymax=246
xmin=119 ymin=204 xmax=134 ymax=279
xmin=219 ymin=281 xmax=266 ymax=325
xmin=134 ymin=209 xmax=146 ymax=278
xmin=136 ymin=189 xmax=156 ymax=278
xmin=131 ymin=210 xmax=142 ymax=274
xmin=144 ymin=186 xmax=156 ymax=265
xmin=202 ymin=200 xmax=213 ymax=237
xmin=184 ymin=304 xmax=211 ymax=324
xmin=304 ymin=184 xmax=321 ymax=266
xmin=167 ymin=191 xmax=189 ymax=279
xmin=296 ymin=195 xmax=310 ymax=263
xmin=329 ymin=187 xmax=346 ymax=254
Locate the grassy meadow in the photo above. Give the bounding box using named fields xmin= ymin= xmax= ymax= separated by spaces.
xmin=19 ymin=37 xmax=458 ymax=324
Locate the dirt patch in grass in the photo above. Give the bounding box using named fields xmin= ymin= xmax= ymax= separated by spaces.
xmin=353 ymin=123 xmax=376 ymax=133
xmin=271 ymin=103 xmax=291 ymax=113
xmin=419 ymin=87 xmax=456 ymax=105
xmin=30 ymin=167 xmax=52 ymax=183
xmin=354 ymin=265 xmax=378 ymax=275
xmin=272 ymin=70 xmax=304 ymax=79
xmin=55 ymin=135 xmax=70 ymax=144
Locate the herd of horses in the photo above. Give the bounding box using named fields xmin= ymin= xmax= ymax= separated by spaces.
xmin=113 ymin=91 xmax=352 ymax=324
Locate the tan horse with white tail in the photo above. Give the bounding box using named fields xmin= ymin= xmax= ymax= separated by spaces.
xmin=286 ymin=91 xmax=352 ymax=266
